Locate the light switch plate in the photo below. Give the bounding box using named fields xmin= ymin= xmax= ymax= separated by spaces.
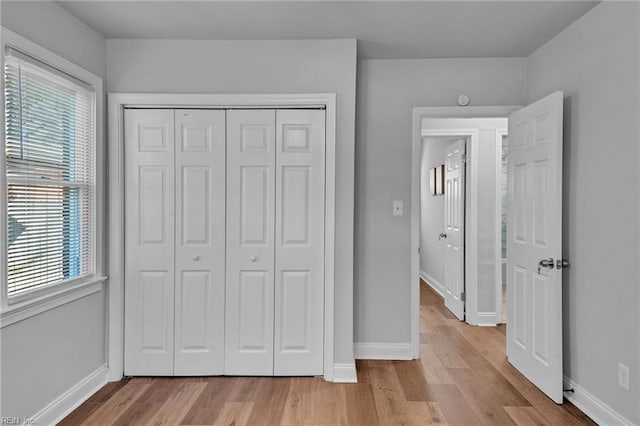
xmin=393 ymin=200 xmax=403 ymax=216
xmin=618 ymin=363 xmax=630 ymax=391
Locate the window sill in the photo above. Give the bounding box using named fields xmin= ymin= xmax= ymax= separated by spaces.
xmin=0 ymin=276 xmax=107 ymax=328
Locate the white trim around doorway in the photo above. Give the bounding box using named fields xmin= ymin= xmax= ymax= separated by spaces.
xmin=107 ymin=93 xmax=338 ymax=382
xmin=410 ymin=106 xmax=521 ymax=358
xmin=495 ymin=128 xmax=508 ymax=325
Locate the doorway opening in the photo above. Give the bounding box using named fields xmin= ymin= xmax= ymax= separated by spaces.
xmin=410 ymin=106 xmax=519 ymax=360
xmin=420 ymin=134 xmax=470 ymax=321
xmin=418 ymin=117 xmax=508 ymax=330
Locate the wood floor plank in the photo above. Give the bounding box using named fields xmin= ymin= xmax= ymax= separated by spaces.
xmin=419 ymin=344 xmax=455 ymax=385
xmin=462 ymin=355 xmax=531 ymax=407
xmin=81 ymin=383 xmax=151 ymax=425
xmin=392 ymin=359 xmax=436 ymax=402
xmin=111 ymin=377 xmax=192 ymax=425
xmin=344 ymin=383 xmax=380 ymax=426
xmin=144 ymin=382 xmax=207 ymax=425
xmin=402 ymin=401 xmax=449 ymax=425
xmin=86 ymin=379 xmax=131 ymax=403
xmin=209 ymin=402 xmax=254 ymax=426
xmin=245 ymin=378 xmax=290 ymax=426
xmin=447 ymin=367 xmax=518 ymax=425
xmin=422 ymin=305 xmax=446 ymax=327
xmin=368 ymin=361 xmax=440 ymax=426
xmin=355 ymin=359 xmax=372 ymax=384
xmin=430 ymin=384 xmax=483 ymax=425
xmin=179 ymin=377 xmax=237 ymax=424
xmin=226 ymin=377 xmax=263 ymax=402
xmin=424 ymin=329 xmax=471 ymax=369
xmin=113 ymin=402 xmax=160 ymax=426
xmin=504 ymin=406 xmax=551 ymax=425
xmin=367 ymin=361 xmax=412 ymax=425
xmin=280 ymin=378 xmax=347 ymax=425
xmin=449 ymin=320 xmax=506 ymax=365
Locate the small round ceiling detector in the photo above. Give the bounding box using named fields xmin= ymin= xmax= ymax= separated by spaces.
xmin=457 ymin=94 xmax=470 ymax=106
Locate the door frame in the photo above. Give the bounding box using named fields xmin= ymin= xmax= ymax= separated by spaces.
xmin=108 ymin=93 xmax=337 ymax=382
xmin=495 ymin=128 xmax=509 ymax=325
xmin=410 ymin=106 xmax=520 ymax=357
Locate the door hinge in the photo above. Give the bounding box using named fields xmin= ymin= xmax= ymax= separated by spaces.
xmin=461 ymin=154 xmax=467 ymax=163
xmin=461 ymin=292 xmax=466 ymax=302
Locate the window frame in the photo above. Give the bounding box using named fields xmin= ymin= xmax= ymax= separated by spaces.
xmin=0 ymin=27 xmax=105 ymax=327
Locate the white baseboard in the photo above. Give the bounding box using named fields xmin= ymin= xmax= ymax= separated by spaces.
xmin=420 ymin=270 xmax=445 ymax=298
xmin=354 ymin=343 xmax=412 ymax=360
xmin=563 ymin=376 xmax=634 ymax=426
xmin=474 ymin=312 xmax=499 ymax=327
xmin=32 ymin=364 xmax=107 ymax=425
xmin=332 ymin=363 xmax=358 ymax=383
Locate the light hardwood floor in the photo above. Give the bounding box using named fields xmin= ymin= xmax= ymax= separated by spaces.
xmin=60 ymin=281 xmax=595 ymax=425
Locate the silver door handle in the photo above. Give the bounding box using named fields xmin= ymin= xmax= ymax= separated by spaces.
xmin=250 ymin=256 xmax=257 ymax=262
xmin=538 ymin=258 xmax=554 ymax=268
xmin=537 ymin=258 xmax=554 ymax=274
xmin=438 ymin=233 xmax=447 ymax=240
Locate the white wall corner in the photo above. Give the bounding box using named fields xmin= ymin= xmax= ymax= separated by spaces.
xmin=420 ymin=271 xmax=445 ymax=298
xmin=332 ymin=363 xmax=358 ymax=383
xmin=354 ymin=343 xmax=412 ymax=360
xmin=31 ymin=364 xmax=107 ymax=425
xmin=563 ymin=376 xmax=635 ymax=426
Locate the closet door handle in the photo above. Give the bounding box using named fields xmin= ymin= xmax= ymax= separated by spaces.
xmin=250 ymin=256 xmax=257 ymax=262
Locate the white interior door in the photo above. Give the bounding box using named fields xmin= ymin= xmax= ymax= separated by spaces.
xmin=507 ymin=91 xmax=564 ymax=403
xmin=173 ymin=110 xmax=226 ymax=375
xmin=124 ymin=109 xmax=175 ymax=375
xmin=274 ymin=110 xmax=325 ymax=375
xmin=443 ymin=139 xmax=466 ymax=320
xmin=225 ymin=110 xmax=276 ymax=375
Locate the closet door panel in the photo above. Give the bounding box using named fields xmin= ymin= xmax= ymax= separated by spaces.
xmin=124 ymin=109 xmax=175 ymax=375
xmin=225 ymin=110 xmax=276 ymax=375
xmin=274 ymin=109 xmax=325 ymax=375
xmin=174 ymin=110 xmax=226 ymax=375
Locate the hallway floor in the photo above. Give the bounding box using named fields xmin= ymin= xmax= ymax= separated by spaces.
xmin=60 ymin=282 xmax=594 ymax=425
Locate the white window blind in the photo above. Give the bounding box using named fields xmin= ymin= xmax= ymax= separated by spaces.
xmin=4 ymin=48 xmax=96 ymax=299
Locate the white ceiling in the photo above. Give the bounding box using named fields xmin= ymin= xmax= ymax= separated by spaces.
xmin=54 ymin=1 xmax=599 ymax=59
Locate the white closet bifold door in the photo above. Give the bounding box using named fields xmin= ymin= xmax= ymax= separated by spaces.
xmin=174 ymin=110 xmax=226 ymax=375
xmin=274 ymin=109 xmax=325 ymax=375
xmin=225 ymin=110 xmax=276 ymax=375
xmin=124 ymin=107 xmax=325 ymax=377
xmin=124 ymin=109 xmax=176 ymax=375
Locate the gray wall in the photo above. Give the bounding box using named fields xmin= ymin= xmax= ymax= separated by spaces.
xmin=106 ymin=38 xmax=358 ymax=365
xmin=355 ymin=58 xmax=525 ymax=344
xmin=420 ymin=137 xmax=449 ymax=288
xmin=526 ymin=2 xmax=639 ymax=423
xmin=0 ymin=0 xmax=107 ymax=419
xmin=1 ymin=0 xmax=106 ymax=78
xmin=0 ymin=292 xmax=106 ymax=418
